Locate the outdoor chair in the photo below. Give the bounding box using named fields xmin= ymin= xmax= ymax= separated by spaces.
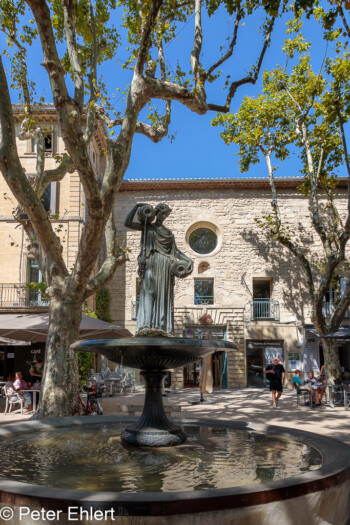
xmin=120 ymin=372 xmax=136 ymax=394
xmin=343 ymin=384 xmax=350 ymax=410
xmin=328 ymin=382 xmax=344 ymax=408
xmin=3 ymin=385 xmax=24 ymax=415
xmin=294 ymin=384 xmax=312 ymax=408
xmin=110 ymin=377 xmax=124 ymax=395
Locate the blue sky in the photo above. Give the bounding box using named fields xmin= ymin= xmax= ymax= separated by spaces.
xmin=0 ymin=4 xmax=343 ymax=181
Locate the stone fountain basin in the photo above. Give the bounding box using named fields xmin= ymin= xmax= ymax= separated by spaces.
xmin=71 ymin=337 xmax=237 ymax=370
xmin=0 ymin=418 xmax=349 ymax=525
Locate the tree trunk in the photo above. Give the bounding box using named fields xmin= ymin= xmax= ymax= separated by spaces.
xmin=321 ymin=338 xmax=341 ymax=383
xmin=36 ymin=295 xmax=82 ymax=418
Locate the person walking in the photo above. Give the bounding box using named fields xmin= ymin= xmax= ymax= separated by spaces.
xmin=264 ymin=358 xmax=285 ymax=408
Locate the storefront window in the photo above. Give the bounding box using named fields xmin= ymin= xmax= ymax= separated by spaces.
xmin=246 ymin=340 xmax=284 ymax=388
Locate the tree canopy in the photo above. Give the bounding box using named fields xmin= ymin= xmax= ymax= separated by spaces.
xmin=213 ymin=5 xmax=350 ymax=380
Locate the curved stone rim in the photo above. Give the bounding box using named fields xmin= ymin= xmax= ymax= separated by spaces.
xmin=71 ymin=337 xmax=237 ymax=351
xmin=70 ymin=338 xmax=238 ymax=371
xmin=0 ymin=416 xmax=349 ymax=516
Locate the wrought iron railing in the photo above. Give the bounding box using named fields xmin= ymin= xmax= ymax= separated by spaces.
xmin=250 ymin=299 xmax=280 ymax=320
xmin=0 ymin=283 xmax=49 ymax=308
xmin=194 ymin=294 xmax=214 ymax=305
xmin=323 ymin=301 xmax=349 ymax=318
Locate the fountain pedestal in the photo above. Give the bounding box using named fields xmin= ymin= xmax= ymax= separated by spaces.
xmin=122 ymin=370 xmax=186 ymax=446
xmin=72 ymin=337 xmax=236 ymax=447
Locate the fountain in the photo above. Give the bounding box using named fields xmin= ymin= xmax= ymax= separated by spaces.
xmin=0 ymin=203 xmax=349 ymax=524
xmin=73 ymin=202 xmax=236 ymax=446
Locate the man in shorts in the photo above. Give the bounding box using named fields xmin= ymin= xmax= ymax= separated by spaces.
xmin=264 ymin=358 xmax=285 ymax=408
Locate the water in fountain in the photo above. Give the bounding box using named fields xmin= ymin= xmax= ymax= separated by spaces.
xmin=0 ymin=423 xmax=322 ymax=492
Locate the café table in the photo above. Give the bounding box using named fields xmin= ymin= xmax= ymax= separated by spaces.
xmin=26 ymin=389 xmax=40 ymax=412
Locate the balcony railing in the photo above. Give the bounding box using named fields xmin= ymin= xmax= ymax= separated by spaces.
xmin=250 ymin=299 xmax=280 ymax=320
xmin=323 ymin=301 xmax=349 ymax=318
xmin=194 ymin=294 xmax=214 ymax=305
xmin=0 ymin=283 xmax=49 ymax=308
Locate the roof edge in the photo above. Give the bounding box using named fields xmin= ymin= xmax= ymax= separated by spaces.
xmin=120 ymin=177 xmax=348 ymax=191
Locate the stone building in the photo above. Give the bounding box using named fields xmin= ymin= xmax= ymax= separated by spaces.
xmin=110 ymin=177 xmax=350 ymax=389
xmin=1 ymin=106 xmax=350 ymax=389
xmin=0 ymin=105 xmax=105 ymax=379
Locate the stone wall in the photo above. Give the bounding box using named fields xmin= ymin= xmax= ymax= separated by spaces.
xmin=0 ymin=113 xmax=102 ymax=286
xmin=109 ymin=185 xmax=349 ymax=387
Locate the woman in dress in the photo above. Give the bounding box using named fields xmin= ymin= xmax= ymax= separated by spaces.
xmin=125 ymin=203 xmax=193 ymax=336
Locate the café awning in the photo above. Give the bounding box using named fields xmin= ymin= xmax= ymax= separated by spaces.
xmin=320 ymin=326 xmax=350 ymax=340
xmin=0 ymin=313 xmax=131 ymax=343
xmin=305 ymin=324 xmax=350 ymax=340
xmin=0 ymin=337 xmax=28 ymax=346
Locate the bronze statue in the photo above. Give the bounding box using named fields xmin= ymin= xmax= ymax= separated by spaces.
xmin=125 ymin=203 xmax=193 ymax=336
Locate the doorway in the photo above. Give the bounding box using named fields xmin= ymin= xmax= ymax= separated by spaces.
xmin=246 ymin=346 xmax=265 ymax=387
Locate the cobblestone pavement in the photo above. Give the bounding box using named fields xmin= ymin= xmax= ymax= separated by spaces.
xmin=0 ymin=387 xmax=349 ymax=445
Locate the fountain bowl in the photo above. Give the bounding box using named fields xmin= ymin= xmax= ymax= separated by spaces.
xmin=71 ymin=337 xmax=236 ymax=370
xmin=0 ymin=418 xmax=349 ymax=525
xmin=71 ymin=337 xmax=236 ymax=447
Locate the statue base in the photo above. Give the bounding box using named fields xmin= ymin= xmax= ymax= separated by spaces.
xmin=135 ymin=327 xmax=174 ymax=338
xmin=121 ymin=370 xmax=186 ymax=447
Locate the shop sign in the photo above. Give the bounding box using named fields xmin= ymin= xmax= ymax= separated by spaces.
xmin=185 ymin=326 xmax=226 ymax=340
xmin=286 ymin=351 xmax=301 ymax=371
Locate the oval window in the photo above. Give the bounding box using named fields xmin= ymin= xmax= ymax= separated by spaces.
xmin=189 ymin=228 xmax=217 ymax=255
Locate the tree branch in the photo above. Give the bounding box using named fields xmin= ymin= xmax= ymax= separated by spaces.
xmin=0 ymin=55 xmax=68 ymax=279
xmin=190 ymin=0 xmax=203 ymax=90
xmin=62 ymin=0 xmax=84 ymax=108
xmin=35 ymin=131 xmax=45 ymax=182
xmin=207 ymin=16 xmax=276 ymax=113
xmin=84 ymin=210 xmax=127 ymax=298
xmin=202 ymin=10 xmax=241 ymax=82
xmin=83 ymin=0 xmax=98 ymax=145
xmin=337 ymin=3 xmax=350 ymax=39
xmin=299 ymin=119 xmax=330 ymax=252
xmin=35 ymin=155 xmax=75 ymax=195
xmin=144 ymin=77 xmax=207 ymax=113
xmin=262 ymin=148 xmax=315 ymax=300
xmin=26 ymin=0 xmax=102 ymax=214
xmin=161 ymin=1 xmax=193 ymax=22
xmin=94 ymin=104 xmax=170 ymax=143
xmin=135 ymin=0 xmax=164 ymax=76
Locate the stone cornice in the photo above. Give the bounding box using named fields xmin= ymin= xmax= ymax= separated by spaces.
xmin=12 ymin=104 xmax=107 ymax=151
xmin=120 ymin=177 xmax=349 ymax=191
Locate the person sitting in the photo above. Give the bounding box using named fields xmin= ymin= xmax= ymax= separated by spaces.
xmin=5 ymin=373 xmax=15 ymax=388
xmin=292 ymin=369 xmax=303 ymax=393
xmin=12 ymin=372 xmax=33 ymax=413
xmin=304 ymin=371 xmax=324 ymax=407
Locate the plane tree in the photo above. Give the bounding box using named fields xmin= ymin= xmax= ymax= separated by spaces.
xmin=213 ymin=16 xmax=350 ymax=381
xmin=0 ymin=0 xmax=300 ymax=416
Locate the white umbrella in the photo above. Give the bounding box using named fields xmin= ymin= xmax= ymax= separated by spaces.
xmin=199 ymin=355 xmax=213 ymax=394
xmin=0 ymin=313 xmax=131 ymax=343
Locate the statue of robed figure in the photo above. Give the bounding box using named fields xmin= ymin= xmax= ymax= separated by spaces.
xmin=125 ymin=203 xmax=193 ymax=337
